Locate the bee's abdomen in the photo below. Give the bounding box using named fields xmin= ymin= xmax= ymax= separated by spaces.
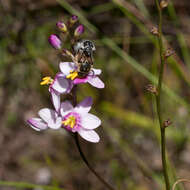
xmin=78 ymin=62 xmax=91 ymax=78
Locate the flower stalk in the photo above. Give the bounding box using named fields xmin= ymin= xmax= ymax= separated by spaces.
xmin=155 ymin=0 xmax=170 ymax=190
xmin=71 ymin=86 xmax=116 ymax=190
xmin=74 ymin=133 xmax=116 ymax=190
xmin=27 ymin=14 xmax=111 ymax=190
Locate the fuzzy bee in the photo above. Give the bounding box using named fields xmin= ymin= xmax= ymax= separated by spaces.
xmin=73 ymin=39 xmax=96 ymax=78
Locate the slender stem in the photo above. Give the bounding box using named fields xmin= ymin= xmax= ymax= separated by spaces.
xmin=155 ymin=1 xmax=170 ymax=190
xmin=71 ymin=86 xmax=116 ymax=190
xmin=74 ymin=133 xmax=116 ymax=190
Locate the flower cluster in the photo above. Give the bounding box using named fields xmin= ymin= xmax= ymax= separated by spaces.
xmin=27 ymin=15 xmax=104 ymax=143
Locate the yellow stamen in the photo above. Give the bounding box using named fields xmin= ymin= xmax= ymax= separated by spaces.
xmin=40 ymin=76 xmax=54 ymax=85
xmin=62 ymin=116 xmax=76 ymax=128
xmin=66 ymin=71 xmax=78 ymax=80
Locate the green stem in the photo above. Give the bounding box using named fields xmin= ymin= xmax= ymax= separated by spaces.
xmin=155 ymin=0 xmax=170 ymax=190
xmin=74 ymin=133 xmax=116 ymax=190
xmin=0 ymin=181 xmax=62 ymax=190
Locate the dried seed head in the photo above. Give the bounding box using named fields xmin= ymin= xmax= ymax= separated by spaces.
xmin=164 ymin=48 xmax=175 ymax=59
xmin=145 ymin=84 xmax=158 ymax=95
xmin=160 ymin=0 xmax=168 ymax=9
xmin=163 ymin=119 xmax=172 ymax=128
xmin=150 ymin=26 xmax=159 ymax=36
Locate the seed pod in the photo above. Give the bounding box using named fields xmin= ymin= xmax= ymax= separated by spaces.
xmin=145 ymin=84 xmax=158 ymax=95
xmin=164 ymin=48 xmax=175 ymax=59
xmin=163 ymin=119 xmax=172 ymax=128
xmin=150 ymin=26 xmax=159 ymax=36
xmin=160 ymin=0 xmax=168 ymax=9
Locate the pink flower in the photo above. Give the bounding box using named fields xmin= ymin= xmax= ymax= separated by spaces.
xmin=40 ymin=73 xmax=73 ymax=112
xmin=27 ymin=97 xmax=101 ymax=143
xmin=59 ymin=62 xmax=105 ymax=88
xmin=49 ymin=73 xmax=73 ymax=112
xmin=27 ymin=108 xmax=62 ymax=131
xmin=50 ymin=73 xmax=73 ymax=94
xmin=60 ymin=97 xmax=101 ymax=143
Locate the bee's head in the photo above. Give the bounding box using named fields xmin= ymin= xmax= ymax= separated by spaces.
xmin=73 ymin=39 xmax=96 ymax=55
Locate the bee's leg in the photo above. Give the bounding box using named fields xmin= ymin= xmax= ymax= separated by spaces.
xmin=62 ymin=49 xmax=75 ymax=62
xmin=76 ymin=62 xmax=81 ymax=72
xmin=75 ymin=52 xmax=82 ymax=62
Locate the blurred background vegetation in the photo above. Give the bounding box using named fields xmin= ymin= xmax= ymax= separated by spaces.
xmin=1 ymin=0 xmax=190 ymax=189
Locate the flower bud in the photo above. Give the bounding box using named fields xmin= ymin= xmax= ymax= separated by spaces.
xmin=56 ymin=21 xmax=67 ymax=32
xmin=48 ymin=34 xmax=61 ymax=49
xmin=74 ymin=24 xmax=84 ymax=37
xmin=70 ymin=15 xmax=78 ymax=24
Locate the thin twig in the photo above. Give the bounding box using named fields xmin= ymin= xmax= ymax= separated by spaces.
xmin=155 ymin=0 xmax=170 ymax=190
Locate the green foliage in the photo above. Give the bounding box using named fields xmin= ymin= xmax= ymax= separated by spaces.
xmin=1 ymin=0 xmax=190 ymax=190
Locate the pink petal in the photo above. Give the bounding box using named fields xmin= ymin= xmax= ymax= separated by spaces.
xmin=59 ymin=62 xmax=75 ymax=76
xmin=73 ymin=77 xmax=88 ymax=84
xmin=38 ymin=108 xmax=57 ymax=124
xmin=87 ymin=76 xmax=105 ymax=88
xmin=78 ymin=129 xmax=100 ymax=143
xmin=50 ymin=89 xmax=60 ymax=112
xmin=91 ymin=68 xmax=102 ymax=75
xmin=48 ymin=117 xmax=62 ymax=129
xmin=74 ymin=97 xmax=93 ymax=114
xmin=51 ymin=73 xmax=70 ymax=93
xmin=66 ymin=80 xmax=74 ymax=93
xmin=60 ymin=101 xmax=73 ymax=116
xmin=81 ymin=113 xmax=101 ymax=129
xmin=27 ymin=118 xmax=48 ymax=131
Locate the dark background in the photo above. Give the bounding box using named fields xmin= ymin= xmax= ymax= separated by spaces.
xmin=1 ymin=0 xmax=190 ymax=189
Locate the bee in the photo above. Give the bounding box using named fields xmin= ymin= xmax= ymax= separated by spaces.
xmin=73 ymin=39 xmax=96 ymax=78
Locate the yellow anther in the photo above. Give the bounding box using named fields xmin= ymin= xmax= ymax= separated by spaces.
xmin=42 ymin=76 xmax=50 ymax=80
xmin=62 ymin=116 xmax=76 ymax=128
xmin=66 ymin=71 xmax=78 ymax=80
xmin=40 ymin=76 xmax=54 ymax=85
